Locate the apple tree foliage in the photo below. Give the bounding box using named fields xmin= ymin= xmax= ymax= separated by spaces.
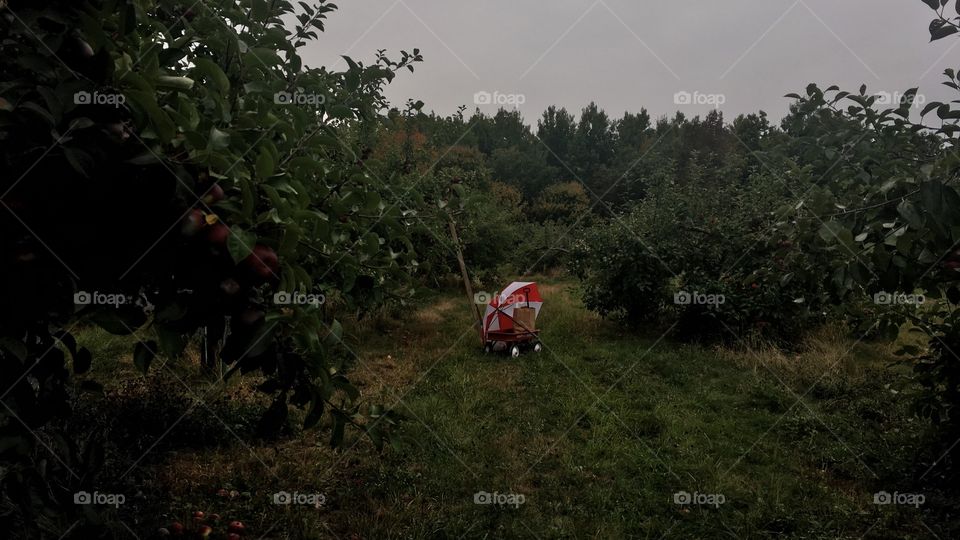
xmin=0 ymin=0 xmax=422 ymax=529
xmin=781 ymin=0 xmax=960 ymax=445
xmin=573 ymin=0 xmax=960 ymax=461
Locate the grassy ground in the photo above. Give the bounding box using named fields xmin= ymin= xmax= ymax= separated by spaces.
xmin=74 ymin=278 xmax=956 ymax=539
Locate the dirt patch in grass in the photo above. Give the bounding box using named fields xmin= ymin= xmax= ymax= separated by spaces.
xmin=411 ymin=297 xmax=459 ymax=324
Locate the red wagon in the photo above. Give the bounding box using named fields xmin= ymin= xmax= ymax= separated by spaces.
xmin=480 ymin=281 xmax=544 ymax=357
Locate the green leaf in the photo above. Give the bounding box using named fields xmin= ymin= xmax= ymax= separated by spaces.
xmin=325 ymin=319 xmax=343 ymax=346
xmin=251 ymin=0 xmax=271 ymax=19
xmin=921 ymin=101 xmax=941 ymax=117
xmin=227 ymin=227 xmax=258 ymax=263
xmin=247 ymin=48 xmax=284 ymax=69
xmin=304 ymin=391 xmax=325 ymax=429
xmin=363 ymin=232 xmax=380 ymax=256
xmin=133 ymin=341 xmax=157 ymax=375
xmin=328 ymin=104 xmax=353 ymax=119
xmin=125 ymin=90 xmax=176 ymax=143
xmin=155 ymin=76 xmax=195 ymax=91
xmin=0 ymin=338 xmax=27 ymax=362
xmin=897 ymin=200 xmax=924 ymax=229
xmin=280 ymin=224 xmax=301 ymax=257
xmin=330 ymin=411 xmax=346 ymax=448
xmin=920 ymin=180 xmax=946 ymax=218
xmin=256 ymin=149 xmax=275 ymax=179
xmin=208 ymin=127 xmax=231 ymax=151
xmin=156 ymin=325 xmax=187 ymax=359
xmin=73 ymin=347 xmax=92 ymax=374
xmin=933 ymin=23 xmax=960 ymax=41
xmin=334 ymin=377 xmax=360 ymax=402
xmin=363 ymin=191 xmax=382 ymax=212
xmin=192 ymin=58 xmax=230 ymax=94
xmin=239 ymin=178 xmax=256 ymax=220
xmin=818 ymin=221 xmax=853 ymax=247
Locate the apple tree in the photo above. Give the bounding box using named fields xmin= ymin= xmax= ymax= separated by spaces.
xmin=772 ymin=0 xmax=960 ymax=460
xmin=0 ymin=0 xmax=421 ymax=532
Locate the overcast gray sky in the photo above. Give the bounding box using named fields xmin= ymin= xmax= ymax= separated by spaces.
xmin=301 ymin=0 xmax=960 ymax=124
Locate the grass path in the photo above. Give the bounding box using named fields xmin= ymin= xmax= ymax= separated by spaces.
xmin=73 ymin=279 xmax=952 ymax=538
xmin=327 ymin=279 xmax=946 ymax=539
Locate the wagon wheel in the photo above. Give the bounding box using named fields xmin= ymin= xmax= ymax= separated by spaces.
xmin=484 ymin=343 xmax=492 ymax=354
xmin=533 ymin=342 xmax=543 ymax=353
xmin=510 ymin=345 xmax=521 ymax=358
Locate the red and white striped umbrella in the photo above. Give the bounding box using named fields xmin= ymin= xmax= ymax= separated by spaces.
xmin=482 ymin=281 xmax=543 ymax=340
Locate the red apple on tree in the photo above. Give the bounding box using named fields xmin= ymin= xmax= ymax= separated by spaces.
xmin=75 ymin=37 xmax=95 ymax=58
xmin=228 ymin=521 xmax=246 ymax=534
xmin=181 ymin=209 xmax=206 ymax=237
xmin=238 ymin=307 xmax=265 ymax=327
xmin=220 ymin=278 xmax=241 ymax=296
xmin=203 ymin=184 xmax=225 ymax=205
xmin=207 ymin=222 xmax=230 ymax=246
xmin=243 ymin=245 xmax=279 ymax=280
